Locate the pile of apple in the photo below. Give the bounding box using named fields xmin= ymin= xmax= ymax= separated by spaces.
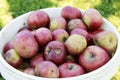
xmin=3 ymin=6 xmax=118 ymax=78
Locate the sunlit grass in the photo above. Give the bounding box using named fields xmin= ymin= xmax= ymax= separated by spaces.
xmin=0 ymin=0 xmax=120 ymax=31
xmin=58 ymin=0 xmax=101 ymax=10
xmin=111 ymin=67 xmax=120 ymax=80
xmin=0 ymin=0 xmax=13 ymax=28
xmin=108 ymin=15 xmax=120 ymax=33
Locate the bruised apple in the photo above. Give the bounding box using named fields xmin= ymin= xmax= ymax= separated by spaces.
xmin=44 ymin=41 xmax=66 ymax=65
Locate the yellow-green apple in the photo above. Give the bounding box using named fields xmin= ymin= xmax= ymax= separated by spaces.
xmin=50 ymin=17 xmax=67 ymax=31
xmin=3 ymin=49 xmax=22 ymax=68
xmin=59 ymin=62 xmax=85 ymax=78
xmin=13 ymin=30 xmax=39 ymax=58
xmin=28 ymin=10 xmax=50 ymax=29
xmin=83 ymin=8 xmax=103 ymax=31
xmin=79 ymin=46 xmax=110 ymax=72
xmin=65 ymin=34 xmax=87 ymax=55
xmin=52 ymin=29 xmax=69 ymax=43
xmin=35 ymin=61 xmax=59 ymax=78
xmin=44 ymin=41 xmax=66 ymax=65
xmin=94 ymin=31 xmax=117 ymax=56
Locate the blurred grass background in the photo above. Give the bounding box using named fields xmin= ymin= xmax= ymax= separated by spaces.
xmin=0 ymin=0 xmax=120 ymax=32
xmin=0 ymin=0 xmax=120 ymax=80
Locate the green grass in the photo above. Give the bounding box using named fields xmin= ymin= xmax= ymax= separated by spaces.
xmin=7 ymin=0 xmax=58 ymax=18
xmin=0 ymin=78 xmax=4 ymax=80
xmin=94 ymin=0 xmax=120 ymax=32
xmin=0 ymin=75 xmax=4 ymax=80
xmin=0 ymin=0 xmax=120 ymax=79
xmin=0 ymin=0 xmax=120 ymax=32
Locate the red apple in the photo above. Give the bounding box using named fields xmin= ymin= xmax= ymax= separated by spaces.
xmin=13 ymin=30 xmax=39 ymax=58
xmin=18 ymin=26 xmax=32 ymax=33
xmin=70 ymin=28 xmax=88 ymax=39
xmin=35 ymin=61 xmax=59 ymax=78
xmin=61 ymin=6 xmax=82 ymax=20
xmin=3 ymin=49 xmax=22 ymax=68
xmin=52 ymin=29 xmax=69 ymax=43
xmin=30 ymin=53 xmax=44 ymax=68
xmin=65 ymin=34 xmax=87 ymax=55
xmin=28 ymin=10 xmax=50 ymax=29
xmin=35 ymin=28 xmax=52 ymax=46
xmin=3 ymin=41 xmax=13 ymax=53
xmin=59 ymin=62 xmax=85 ymax=78
xmin=50 ymin=17 xmax=67 ymax=31
xmin=44 ymin=41 xmax=66 ymax=65
xmin=67 ymin=19 xmax=87 ymax=32
xmin=24 ymin=67 xmax=36 ymax=76
xmin=83 ymin=8 xmax=103 ymax=31
xmin=79 ymin=46 xmax=110 ymax=72
xmin=31 ymin=30 xmax=36 ymax=36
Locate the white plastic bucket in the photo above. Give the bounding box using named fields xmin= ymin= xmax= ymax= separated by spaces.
xmin=0 ymin=8 xmax=120 ymax=80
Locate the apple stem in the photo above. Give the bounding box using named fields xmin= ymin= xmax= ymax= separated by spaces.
xmin=63 ymin=37 xmax=67 ymax=42
xmin=93 ymin=38 xmax=99 ymax=45
xmin=69 ymin=65 xmax=74 ymax=70
xmin=90 ymin=53 xmax=95 ymax=58
xmin=37 ymin=73 xmax=41 ymax=77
